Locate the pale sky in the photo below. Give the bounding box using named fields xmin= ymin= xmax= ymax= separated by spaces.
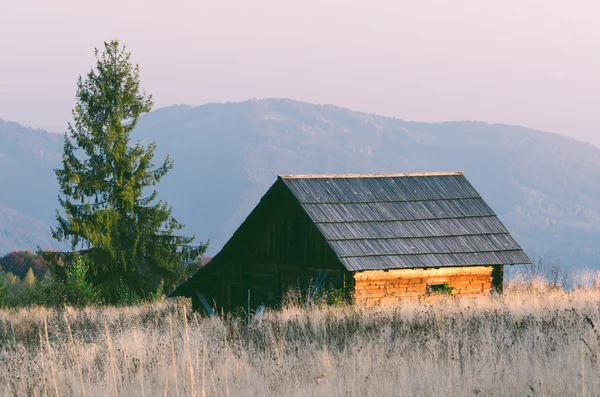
xmin=1 ymin=0 xmax=599 ymax=145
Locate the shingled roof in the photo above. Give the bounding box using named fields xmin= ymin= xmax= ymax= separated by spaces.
xmin=279 ymin=172 xmax=531 ymax=271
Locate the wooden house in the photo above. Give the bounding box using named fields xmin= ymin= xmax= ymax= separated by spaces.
xmin=170 ymin=172 xmax=531 ymax=311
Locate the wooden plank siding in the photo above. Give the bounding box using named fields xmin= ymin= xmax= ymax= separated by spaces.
xmin=190 ymin=180 xmax=345 ymax=311
xmin=353 ymin=265 xmax=502 ymax=305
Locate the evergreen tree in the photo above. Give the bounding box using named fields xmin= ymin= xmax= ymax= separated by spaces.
xmin=52 ymin=40 xmax=206 ymax=301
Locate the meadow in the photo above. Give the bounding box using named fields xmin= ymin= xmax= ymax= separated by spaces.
xmin=2 ymin=274 xmax=600 ymax=396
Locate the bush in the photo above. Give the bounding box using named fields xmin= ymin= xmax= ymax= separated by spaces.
xmin=0 ymin=272 xmax=7 ymax=307
xmin=325 ymin=287 xmax=346 ymax=306
xmin=60 ymin=254 xmax=98 ymax=307
xmin=114 ymin=279 xmax=141 ymax=306
xmin=147 ymin=279 xmax=166 ymax=303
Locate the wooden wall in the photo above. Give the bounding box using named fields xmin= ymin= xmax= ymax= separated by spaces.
xmin=353 ymin=266 xmax=501 ymax=305
xmin=194 ymin=180 xmax=345 ymax=311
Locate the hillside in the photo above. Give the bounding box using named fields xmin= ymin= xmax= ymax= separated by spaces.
xmin=0 ymin=119 xmax=63 ymax=253
xmin=2 ymin=99 xmax=600 ymax=268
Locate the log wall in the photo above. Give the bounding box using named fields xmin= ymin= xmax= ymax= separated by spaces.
xmin=353 ymin=266 xmax=499 ymax=305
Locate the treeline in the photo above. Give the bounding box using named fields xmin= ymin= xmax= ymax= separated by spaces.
xmin=0 ymin=250 xmax=49 ymax=279
xmin=0 ymin=251 xmax=43 ymax=306
xmin=0 ymin=250 xmax=96 ymax=307
xmin=0 ymin=250 xmax=212 ymax=307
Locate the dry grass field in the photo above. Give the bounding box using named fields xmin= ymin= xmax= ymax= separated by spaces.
xmin=2 ymin=276 xmax=600 ymax=396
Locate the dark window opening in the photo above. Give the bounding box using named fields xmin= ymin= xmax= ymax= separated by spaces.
xmin=426 ymin=283 xmax=455 ymax=295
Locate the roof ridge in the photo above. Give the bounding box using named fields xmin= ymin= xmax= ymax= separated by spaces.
xmin=279 ymin=171 xmax=464 ymax=179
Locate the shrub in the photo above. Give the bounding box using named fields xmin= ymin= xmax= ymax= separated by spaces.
xmin=325 ymin=287 xmax=346 ymax=306
xmin=48 ymin=254 xmax=98 ymax=307
xmin=114 ymin=279 xmax=141 ymax=306
xmin=147 ymin=279 xmax=167 ymax=303
xmin=0 ymin=272 xmax=7 ymax=307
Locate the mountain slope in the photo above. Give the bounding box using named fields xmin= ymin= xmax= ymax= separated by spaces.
xmin=3 ymin=99 xmax=600 ymax=268
xmin=0 ymin=119 xmax=63 ymax=252
xmin=0 ymin=118 xmax=62 ymax=223
xmin=0 ymin=203 xmax=58 ymax=253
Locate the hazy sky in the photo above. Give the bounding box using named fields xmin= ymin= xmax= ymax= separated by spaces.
xmin=1 ymin=0 xmax=599 ymax=145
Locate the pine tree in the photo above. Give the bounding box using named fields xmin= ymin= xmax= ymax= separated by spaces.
xmin=23 ymin=268 xmax=35 ymax=287
xmin=52 ymin=40 xmax=206 ymax=301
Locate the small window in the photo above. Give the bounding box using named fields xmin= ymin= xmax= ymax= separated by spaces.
xmin=426 ymin=283 xmax=455 ymax=296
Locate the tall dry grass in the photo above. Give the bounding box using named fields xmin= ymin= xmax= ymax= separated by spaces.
xmin=2 ymin=281 xmax=600 ymax=396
